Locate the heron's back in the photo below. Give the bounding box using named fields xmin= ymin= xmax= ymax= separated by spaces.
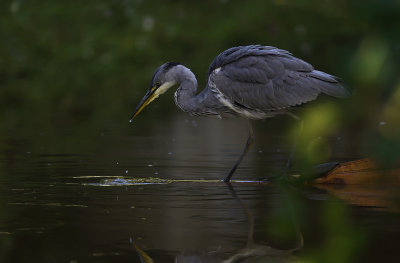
xmin=204 ymin=45 xmax=348 ymax=119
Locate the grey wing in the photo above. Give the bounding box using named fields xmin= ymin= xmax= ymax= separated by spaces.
xmin=209 ymin=47 xmax=348 ymax=114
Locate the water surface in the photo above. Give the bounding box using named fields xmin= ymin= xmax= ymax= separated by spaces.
xmin=1 ymin=117 xmax=399 ymax=262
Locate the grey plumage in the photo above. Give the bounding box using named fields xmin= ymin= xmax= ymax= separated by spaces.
xmin=143 ymin=45 xmax=347 ymax=120
xmin=131 ymin=45 xmax=348 ymax=181
xmin=207 ymin=45 xmax=347 ymax=117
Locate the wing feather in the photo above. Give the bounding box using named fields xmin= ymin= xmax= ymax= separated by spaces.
xmin=209 ymin=45 xmax=347 ymax=113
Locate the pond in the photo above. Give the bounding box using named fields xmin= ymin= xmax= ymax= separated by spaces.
xmin=0 ymin=117 xmax=399 ymax=263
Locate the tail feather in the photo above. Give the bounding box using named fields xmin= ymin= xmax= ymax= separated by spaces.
xmin=310 ymin=70 xmax=349 ymax=98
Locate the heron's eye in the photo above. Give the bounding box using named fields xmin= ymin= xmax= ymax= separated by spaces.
xmin=155 ymin=81 xmax=161 ymax=88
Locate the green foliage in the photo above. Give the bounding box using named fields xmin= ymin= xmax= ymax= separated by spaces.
xmin=1 ymin=0 xmax=399 ymax=134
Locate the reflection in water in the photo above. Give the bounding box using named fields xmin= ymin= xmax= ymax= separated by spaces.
xmin=176 ymin=185 xmax=302 ymax=263
xmin=132 ymin=182 xmax=303 ymax=263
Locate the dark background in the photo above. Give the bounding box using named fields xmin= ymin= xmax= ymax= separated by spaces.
xmin=1 ymin=1 xmax=400 ymax=262
xmin=1 ymin=1 xmax=399 ymax=151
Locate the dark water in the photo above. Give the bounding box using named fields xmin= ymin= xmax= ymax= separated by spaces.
xmin=1 ymin=117 xmax=399 ymax=263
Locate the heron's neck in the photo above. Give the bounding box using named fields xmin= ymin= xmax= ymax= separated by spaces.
xmin=173 ymin=66 xmax=201 ymax=113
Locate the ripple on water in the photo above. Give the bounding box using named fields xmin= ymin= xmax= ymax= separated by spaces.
xmin=76 ymin=176 xmax=267 ymax=186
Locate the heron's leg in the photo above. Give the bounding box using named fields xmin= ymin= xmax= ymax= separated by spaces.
xmin=266 ymin=113 xmax=303 ymax=181
xmin=224 ymin=120 xmax=255 ymax=182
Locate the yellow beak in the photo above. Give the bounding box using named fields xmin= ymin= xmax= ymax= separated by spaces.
xmin=130 ymin=82 xmax=176 ymax=122
xmin=130 ymin=88 xmax=157 ymax=121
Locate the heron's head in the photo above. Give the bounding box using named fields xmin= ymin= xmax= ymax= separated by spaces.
xmin=130 ymin=62 xmax=181 ymax=121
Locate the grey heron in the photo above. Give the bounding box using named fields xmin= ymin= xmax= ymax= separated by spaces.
xmin=130 ymin=45 xmax=348 ymax=182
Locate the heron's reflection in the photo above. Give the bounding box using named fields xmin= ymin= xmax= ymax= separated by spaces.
xmin=134 ymin=183 xmax=303 ymax=263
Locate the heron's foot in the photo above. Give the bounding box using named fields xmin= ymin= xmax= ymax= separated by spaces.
xmin=223 ymin=177 xmax=231 ymax=183
xmin=223 ymin=169 xmax=236 ymax=182
xmin=259 ymin=157 xmax=295 ymax=182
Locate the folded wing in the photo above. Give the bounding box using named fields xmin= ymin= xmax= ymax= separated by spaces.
xmin=209 ymin=45 xmax=348 ymax=112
